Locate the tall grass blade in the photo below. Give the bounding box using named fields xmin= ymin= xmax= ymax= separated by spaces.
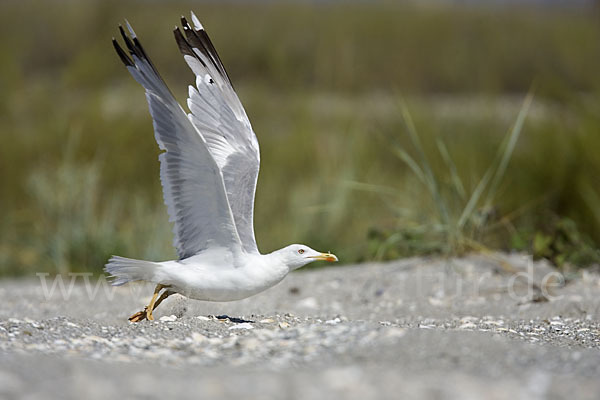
xmin=436 ymin=139 xmax=466 ymax=200
xmin=457 ymin=89 xmax=534 ymax=229
xmin=342 ymin=180 xmax=405 ymax=215
xmin=393 ymin=148 xmax=428 ymax=187
xmin=483 ymin=89 xmax=534 ymax=210
xmin=399 ymin=100 xmax=449 ymax=225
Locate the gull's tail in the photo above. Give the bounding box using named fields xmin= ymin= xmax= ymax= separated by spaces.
xmin=104 ymin=256 xmax=159 ymax=286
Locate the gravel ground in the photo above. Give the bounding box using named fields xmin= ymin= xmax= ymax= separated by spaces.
xmin=1 ymin=254 xmax=600 ymax=399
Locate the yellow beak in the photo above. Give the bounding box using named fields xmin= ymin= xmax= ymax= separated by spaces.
xmin=309 ymin=252 xmax=338 ymax=262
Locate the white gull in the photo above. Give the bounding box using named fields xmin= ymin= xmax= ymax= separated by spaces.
xmin=105 ymin=13 xmax=337 ymax=322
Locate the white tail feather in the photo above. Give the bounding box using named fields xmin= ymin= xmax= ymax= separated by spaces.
xmin=104 ymin=256 xmax=159 ymax=286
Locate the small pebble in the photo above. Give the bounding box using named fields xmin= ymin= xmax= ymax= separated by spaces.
xmin=229 ymin=323 xmax=254 ymax=330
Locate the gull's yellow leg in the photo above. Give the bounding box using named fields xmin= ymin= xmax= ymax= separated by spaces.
xmin=145 ymin=284 xmax=165 ymax=321
xmin=151 ymin=289 xmax=174 ymax=312
xmin=146 ymin=286 xmax=174 ymax=321
xmin=128 ymin=284 xmax=170 ymax=323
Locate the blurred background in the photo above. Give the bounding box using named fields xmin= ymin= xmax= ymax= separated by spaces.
xmin=2 ymin=0 xmax=600 ymax=276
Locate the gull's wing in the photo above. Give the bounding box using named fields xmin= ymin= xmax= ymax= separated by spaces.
xmin=173 ymin=13 xmax=261 ymax=254
xmin=113 ymin=23 xmax=243 ymax=259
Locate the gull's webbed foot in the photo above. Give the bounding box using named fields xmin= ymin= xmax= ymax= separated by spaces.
xmin=128 ymin=284 xmax=173 ymax=323
xmin=128 ymin=307 xmax=149 ymax=322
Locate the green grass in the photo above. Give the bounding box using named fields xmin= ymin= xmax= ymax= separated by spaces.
xmin=1 ymin=1 xmax=600 ymax=275
xmin=362 ymin=90 xmax=534 ymax=258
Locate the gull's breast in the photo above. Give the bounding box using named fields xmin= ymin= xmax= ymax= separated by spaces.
xmin=157 ymin=255 xmax=289 ymax=301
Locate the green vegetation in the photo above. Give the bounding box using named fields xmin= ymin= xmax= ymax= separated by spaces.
xmin=365 ymin=90 xmax=534 ymax=259
xmin=1 ymin=1 xmax=600 ymax=275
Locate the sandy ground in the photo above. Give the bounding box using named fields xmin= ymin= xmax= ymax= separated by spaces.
xmin=1 ymin=254 xmax=600 ymax=399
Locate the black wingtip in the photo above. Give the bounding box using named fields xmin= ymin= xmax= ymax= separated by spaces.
xmin=113 ymin=23 xmax=172 ymax=93
xmin=173 ymin=26 xmax=205 ymax=65
xmin=112 ymin=38 xmax=134 ymax=67
xmin=118 ymin=25 xmax=126 ymax=40
xmin=119 ymin=25 xmax=136 ymax=55
xmin=172 ymin=18 xmax=233 ymax=87
xmin=173 ymin=26 xmax=188 ymax=53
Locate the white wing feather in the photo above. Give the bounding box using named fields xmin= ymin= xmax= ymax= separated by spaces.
xmin=174 ymin=14 xmax=261 ymax=254
xmin=113 ymin=24 xmax=243 ymax=259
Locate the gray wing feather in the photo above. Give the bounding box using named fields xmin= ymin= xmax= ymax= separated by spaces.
xmin=113 ymin=24 xmax=242 ymax=259
xmin=174 ymin=14 xmax=261 ymax=254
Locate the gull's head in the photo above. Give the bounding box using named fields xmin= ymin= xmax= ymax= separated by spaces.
xmin=275 ymin=244 xmax=338 ymax=271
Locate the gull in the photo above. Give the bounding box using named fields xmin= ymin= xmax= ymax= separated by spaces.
xmin=105 ymin=13 xmax=338 ymax=322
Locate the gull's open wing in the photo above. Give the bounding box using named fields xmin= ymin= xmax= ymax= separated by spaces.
xmin=173 ymin=13 xmax=261 ymax=254
xmin=113 ymin=23 xmax=243 ymax=259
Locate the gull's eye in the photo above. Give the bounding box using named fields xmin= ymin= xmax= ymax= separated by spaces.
xmin=298 ymin=249 xmax=305 ymax=254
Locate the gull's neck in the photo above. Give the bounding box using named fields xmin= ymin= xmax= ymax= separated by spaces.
xmin=260 ymin=249 xmax=293 ymax=272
